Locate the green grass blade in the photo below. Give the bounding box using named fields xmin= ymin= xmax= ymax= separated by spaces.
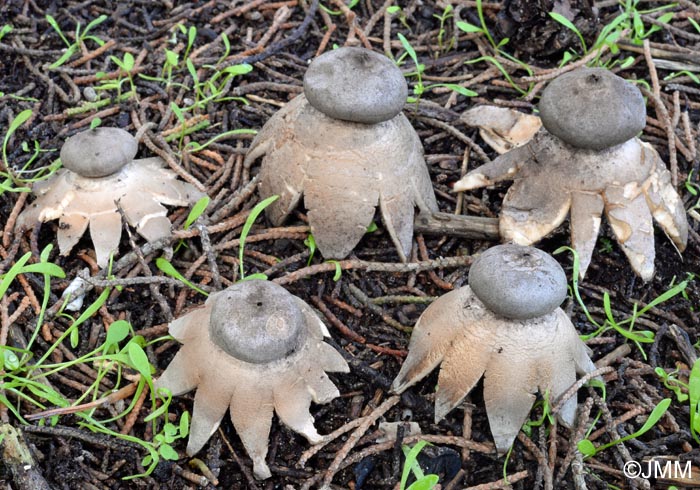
xmin=238 ymin=195 xmax=279 ymax=279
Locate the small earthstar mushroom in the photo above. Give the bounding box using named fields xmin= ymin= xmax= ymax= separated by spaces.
xmin=244 ymin=46 xmax=438 ymax=262
xmin=16 ymin=127 xmax=203 ymax=267
xmin=454 ymin=68 xmax=688 ymax=281
xmin=391 ymin=244 xmax=597 ymax=454
xmin=154 ymin=280 xmax=349 ymax=480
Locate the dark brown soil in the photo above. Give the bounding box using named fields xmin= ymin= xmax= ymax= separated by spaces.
xmin=1 ymin=1 xmax=699 ymax=489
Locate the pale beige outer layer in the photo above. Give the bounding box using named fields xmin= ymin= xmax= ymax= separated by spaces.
xmin=16 ymin=157 xmax=202 ymax=267
xmin=391 ymin=286 xmax=596 ymax=454
xmin=454 ymin=130 xmax=688 ymax=281
xmin=461 ymin=105 xmax=542 ymax=155
xmin=244 ymin=95 xmax=438 ymax=262
xmin=154 ymin=289 xmax=349 ymax=480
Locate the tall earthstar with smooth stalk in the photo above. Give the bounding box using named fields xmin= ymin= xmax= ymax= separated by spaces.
xmin=454 ymin=68 xmax=688 ymax=280
xmin=244 ymin=46 xmax=438 ymax=262
xmin=392 ymin=244 xmax=597 ymax=454
xmin=154 ymin=280 xmax=349 ymax=479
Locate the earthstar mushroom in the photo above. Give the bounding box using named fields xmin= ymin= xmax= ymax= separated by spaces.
xmin=154 ymin=280 xmax=349 ymax=479
xmin=391 ymin=244 xmax=596 ymax=454
xmin=16 ymin=127 xmax=202 ymax=267
xmin=244 ymin=46 xmax=438 ymax=261
xmin=454 ymin=68 xmax=688 ymax=280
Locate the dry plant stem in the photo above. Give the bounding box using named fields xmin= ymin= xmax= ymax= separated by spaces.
xmin=3 ymin=192 xmax=27 ymax=248
xmin=172 ymin=465 xmax=210 ymax=487
xmin=297 ymin=416 xmax=367 ymax=468
xmin=415 ymin=116 xmax=490 ymax=162
xmin=463 ymin=470 xmax=530 ymax=490
xmin=273 ymin=255 xmax=474 ymax=285
xmin=643 ymin=40 xmax=678 ymax=186
xmin=310 ymin=295 xmax=407 ymax=356
xmin=188 ymin=458 xmax=219 ymax=487
xmin=455 ymin=147 xmax=471 ymax=215
xmin=208 ymin=175 xmax=259 ymax=224
xmin=552 ymin=366 xmax=613 ymax=415
xmin=588 ymin=389 xmax=637 ymax=486
xmin=25 ymin=382 xmax=139 ymax=421
xmin=594 ymin=343 xmax=632 ymax=368
xmin=416 ymin=234 xmax=453 ymax=290
xmin=517 ymin=432 xmax=553 ymax=490
xmin=555 ymin=396 xmax=594 ymax=486
xmin=218 ymin=427 xmax=260 ymax=490
xmin=520 ymin=39 xmax=613 ymax=82
xmin=345 ymin=284 xmax=412 ymax=333
xmin=586 ymin=406 xmax=646 ymax=443
xmin=196 ymin=223 xmax=221 ymax=290
xmin=318 ymin=396 xmax=400 ymax=490
xmin=0 ymin=424 xmax=52 ymax=490
xmin=303 ymin=433 xmax=496 ymax=489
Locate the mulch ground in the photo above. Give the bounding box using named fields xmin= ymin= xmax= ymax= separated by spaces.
xmin=1 ymin=1 xmax=699 ymax=489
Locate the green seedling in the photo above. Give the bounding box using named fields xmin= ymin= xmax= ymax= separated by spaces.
xmin=690 ymin=18 xmax=700 ymax=33
xmin=655 ymin=366 xmax=689 ymax=403
xmin=685 ymin=359 xmax=700 ymax=445
xmin=156 ymin=257 xmax=209 ymax=296
xmin=178 ymin=24 xmax=197 ymax=61
xmin=218 ymin=32 xmax=231 ymax=65
xmin=0 ymin=247 xmax=187 ymax=479
xmin=110 ymin=52 xmax=136 ymax=97
xmin=397 ymin=33 xmax=476 ymax=103
xmin=1 ymin=109 xmax=33 ymax=191
xmin=0 ymin=24 xmax=12 ymax=41
xmin=578 ymin=398 xmax=671 ymax=456
xmin=238 ymin=195 xmax=279 ymax=280
xmin=665 ymin=70 xmax=700 ymax=85
xmin=455 ymin=0 xmax=500 ymax=50
xmin=400 ymin=440 xmax=440 ymax=490
xmin=184 ymin=128 xmax=257 ymax=153
xmin=184 ymin=196 xmax=210 ymax=230
xmin=46 ymin=14 xmax=108 ymax=68
xmin=304 ymin=234 xmax=317 ymax=266
xmin=326 ymin=260 xmax=342 ymax=282
xmin=555 ymin=246 xmax=693 ymax=360
xmin=142 ymin=409 xmax=189 ymax=467
xmin=387 ymin=6 xmax=410 ymax=31
xmin=319 ymin=0 xmax=359 ymax=16
xmin=434 ymin=5 xmax=455 ymax=54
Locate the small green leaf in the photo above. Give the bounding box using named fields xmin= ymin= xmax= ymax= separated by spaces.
xmin=105 ymin=320 xmax=131 ymax=348
xmin=165 ymin=50 xmax=179 ymax=67
xmin=90 ymin=117 xmax=102 ymax=130
xmin=577 ymin=439 xmax=596 ymax=456
xmin=159 ymin=444 xmax=179 ymax=460
xmin=456 ymin=21 xmax=483 ymax=33
xmin=156 ymin=257 xmax=208 ymax=296
xmin=127 ymin=341 xmax=152 ymax=379
xmin=184 ymin=196 xmax=210 ymax=229
xmin=2 ymin=348 xmax=19 ymax=370
xmin=179 ymin=411 xmax=190 ymax=436
xmin=170 ymin=102 xmax=185 ymax=123
xmin=222 ymin=64 xmax=253 ymax=76
xmin=397 ymin=33 xmax=418 ymax=65
xmin=407 ymin=475 xmax=440 ymax=490
xmin=241 ymin=273 xmax=268 ymax=281
xmin=326 ymin=260 xmax=342 ymax=281
xmin=70 ymin=326 xmax=79 ymax=348
xmin=238 ymin=195 xmax=279 ymax=279
xmin=387 ymin=5 xmax=401 ymax=14
xmin=366 ymin=222 xmax=378 ymax=233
